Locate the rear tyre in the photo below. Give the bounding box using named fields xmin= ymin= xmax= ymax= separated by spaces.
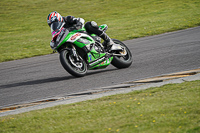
xmin=60 ymin=49 xmax=87 ymax=77
xmin=111 ymin=39 xmax=132 ymax=69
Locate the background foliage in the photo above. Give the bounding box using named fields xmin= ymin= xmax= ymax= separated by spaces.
xmin=0 ymin=0 xmax=200 ymax=62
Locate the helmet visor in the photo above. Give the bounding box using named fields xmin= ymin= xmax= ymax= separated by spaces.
xmin=51 ymin=21 xmax=63 ymax=37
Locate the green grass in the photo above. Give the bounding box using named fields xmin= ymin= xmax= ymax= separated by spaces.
xmin=0 ymin=80 xmax=200 ymax=133
xmin=0 ymin=0 xmax=200 ymax=62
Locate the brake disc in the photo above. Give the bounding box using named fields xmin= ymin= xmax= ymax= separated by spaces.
xmin=69 ymin=55 xmax=83 ymax=68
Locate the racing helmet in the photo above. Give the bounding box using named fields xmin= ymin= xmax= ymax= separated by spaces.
xmin=47 ymin=11 xmax=64 ymax=37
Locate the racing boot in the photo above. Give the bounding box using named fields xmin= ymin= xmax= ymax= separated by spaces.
xmin=99 ymin=32 xmax=115 ymax=50
xmin=100 ymin=32 xmax=123 ymax=51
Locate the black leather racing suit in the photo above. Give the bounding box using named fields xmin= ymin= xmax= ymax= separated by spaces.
xmin=50 ymin=16 xmax=113 ymax=49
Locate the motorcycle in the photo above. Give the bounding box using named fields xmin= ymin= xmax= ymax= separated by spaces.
xmin=51 ymin=24 xmax=132 ymax=77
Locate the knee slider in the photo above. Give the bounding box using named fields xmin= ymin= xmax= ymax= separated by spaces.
xmin=91 ymin=21 xmax=99 ymax=29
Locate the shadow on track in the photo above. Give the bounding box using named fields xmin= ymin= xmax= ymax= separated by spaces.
xmin=0 ymin=68 xmax=118 ymax=89
xmin=0 ymin=76 xmax=73 ymax=89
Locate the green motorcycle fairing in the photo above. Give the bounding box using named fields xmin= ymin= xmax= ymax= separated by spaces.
xmin=55 ymin=25 xmax=113 ymax=70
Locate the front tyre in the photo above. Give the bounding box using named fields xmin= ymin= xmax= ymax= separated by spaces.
xmin=111 ymin=39 xmax=132 ymax=69
xmin=60 ymin=49 xmax=87 ymax=77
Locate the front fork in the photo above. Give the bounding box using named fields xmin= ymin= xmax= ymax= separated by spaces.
xmin=71 ymin=45 xmax=80 ymax=61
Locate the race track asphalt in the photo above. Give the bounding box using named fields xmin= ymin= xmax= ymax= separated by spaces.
xmin=0 ymin=26 xmax=200 ymax=108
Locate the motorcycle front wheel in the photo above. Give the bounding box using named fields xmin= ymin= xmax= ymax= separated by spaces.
xmin=60 ymin=49 xmax=87 ymax=77
xmin=111 ymin=39 xmax=132 ymax=69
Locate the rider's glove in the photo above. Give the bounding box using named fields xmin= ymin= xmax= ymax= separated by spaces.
xmin=73 ymin=18 xmax=84 ymax=26
xmin=75 ymin=18 xmax=85 ymax=29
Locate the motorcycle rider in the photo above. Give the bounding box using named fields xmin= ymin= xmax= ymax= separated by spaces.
xmin=47 ymin=11 xmax=115 ymax=49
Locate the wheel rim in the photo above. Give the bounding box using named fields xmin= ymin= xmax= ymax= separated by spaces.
xmin=69 ymin=55 xmax=83 ymax=68
xmin=66 ymin=52 xmax=86 ymax=73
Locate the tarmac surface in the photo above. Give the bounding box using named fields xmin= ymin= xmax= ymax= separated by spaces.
xmin=0 ymin=69 xmax=199 ymax=117
xmin=0 ymin=26 xmax=200 ymax=116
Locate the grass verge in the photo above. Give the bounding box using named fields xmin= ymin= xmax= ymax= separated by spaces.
xmin=0 ymin=0 xmax=200 ymax=62
xmin=0 ymin=80 xmax=199 ymax=133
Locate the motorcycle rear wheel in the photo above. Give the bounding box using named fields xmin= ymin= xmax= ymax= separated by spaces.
xmin=60 ymin=49 xmax=87 ymax=77
xmin=111 ymin=39 xmax=132 ymax=69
